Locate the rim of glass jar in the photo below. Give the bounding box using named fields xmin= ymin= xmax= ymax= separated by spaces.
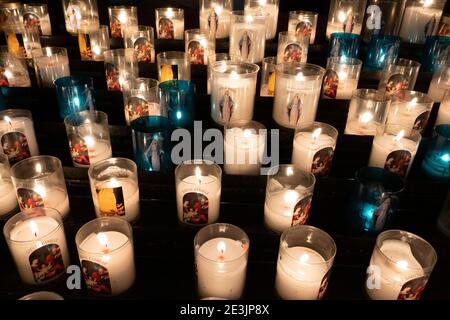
xmin=231 ymin=10 xmax=269 ymax=21
xmin=355 ymin=167 xmax=405 ymax=194
xmin=3 ymin=207 xmax=63 ymax=244
xmin=194 ymin=223 xmax=250 ymax=263
xmin=54 ymin=75 xmax=93 ymax=88
xmin=278 ymin=31 xmax=309 ymax=42
xmin=104 ymin=48 xmax=136 ymax=59
xmin=392 ymin=58 xmax=421 ymax=68
xmin=245 ymin=0 xmax=280 ymax=6
xmin=64 ymin=110 xmax=108 ymax=127
xmin=276 ymin=62 xmax=325 ymax=79
xmin=123 ymin=77 xmax=159 ymax=91
xmin=376 ymin=124 xmax=422 ymax=143
xmin=370 ymin=34 xmax=401 ymax=42
xmin=407 ymin=0 xmax=446 ymax=6
xmin=19 ymin=291 xmax=64 ymax=300
xmin=159 ymin=80 xmax=195 ymax=93
xmin=263 ymin=56 xmax=277 ymax=65
xmin=327 ymin=56 xmax=362 ymax=67
xmin=375 ymin=229 xmax=437 ymax=273
xmin=155 ymin=7 xmax=184 ymax=14
xmin=31 ymin=47 xmax=67 ymax=58
xmin=0 ymin=108 xmax=33 ymax=120
xmin=124 ymin=25 xmax=153 ymax=36
xmin=75 ymin=217 xmax=133 ymax=256
xmin=23 ymin=3 xmax=47 ymax=10
xmin=88 ymin=157 xmax=137 ymax=181
xmin=224 ymin=119 xmax=266 ymax=131
xmin=10 ymin=155 xmax=62 ymax=182
xmin=185 ymin=28 xmax=208 ymax=37
xmin=130 ymin=116 xmax=171 ymax=133
xmin=330 ymin=32 xmax=361 ymax=40
xmin=294 ymin=121 xmax=339 ymax=140
xmin=289 ymin=10 xmax=318 ymax=18
xmin=280 ymin=224 xmax=337 ymax=265
xmin=392 ymin=90 xmax=434 ymax=105
xmin=352 ymin=88 xmax=391 ymax=103
xmin=208 ymin=53 xmax=242 ymax=63
xmin=435 ymin=124 xmax=450 ymax=139
xmin=108 ymin=5 xmax=137 ymax=11
xmin=175 ymin=159 xmax=222 ymax=185
xmin=211 ymin=60 xmax=260 ymax=78
xmin=157 ymin=51 xmax=189 ymax=60
xmin=266 ymin=164 xmax=316 ymax=189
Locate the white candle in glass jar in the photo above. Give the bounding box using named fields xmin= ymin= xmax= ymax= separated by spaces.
xmin=92 ymin=178 xmax=140 ymax=223
xmin=176 ymin=167 xmax=221 ymax=225
xmin=345 ymin=111 xmax=379 ymax=135
xmin=292 ymin=128 xmax=336 ymax=175
xmin=200 ymin=7 xmax=231 ymax=39
xmin=399 ymin=6 xmax=442 ymax=44
xmin=367 ymin=240 xmax=425 ymax=300
xmin=387 ymin=98 xmax=430 ymax=133
xmin=196 ymin=237 xmax=248 ymax=299
xmin=245 ymin=3 xmax=279 ymax=39
xmin=22 ymin=187 xmax=71 ymax=219
xmin=323 ymin=70 xmax=358 ymax=100
xmin=0 ymin=116 xmax=39 ymax=163
xmin=71 ymin=135 xmax=112 ymax=168
xmin=79 ymin=231 xmax=135 ymax=295
xmin=435 ymin=99 xmax=450 ymax=126
xmin=276 ymin=40 xmax=308 ymax=64
xmin=157 ymin=9 xmax=184 ymax=39
xmin=326 ymin=9 xmax=362 ymax=38
xmin=288 ymin=18 xmax=316 ymax=44
xmin=0 ymin=180 xmax=18 ymax=216
xmin=229 ymin=20 xmax=266 ymax=63
xmin=35 ymin=55 xmax=70 ymax=88
xmin=275 ymin=246 xmax=328 ymax=300
xmin=427 ymin=79 xmax=449 ymax=103
xmin=8 ymin=215 xmax=70 ymax=285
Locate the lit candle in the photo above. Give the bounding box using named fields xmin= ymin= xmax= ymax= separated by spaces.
xmin=108 ymin=6 xmax=138 ymax=38
xmin=156 ymin=8 xmax=185 ymax=40
xmin=345 ymin=111 xmax=379 ymax=135
xmin=435 ymin=94 xmax=450 ymax=126
xmin=276 ymin=31 xmax=308 ymax=64
xmin=326 ymin=8 xmax=363 ymax=39
xmin=288 ymin=10 xmax=318 ymax=44
xmin=33 ymin=47 xmax=70 ymax=88
xmin=185 ymin=29 xmax=213 ymax=65
xmin=322 ymin=57 xmax=361 ymax=100
xmin=0 ymin=53 xmax=31 ymax=87
xmin=200 ymin=1 xmax=232 ymax=39
xmin=0 ymin=154 xmax=18 ymax=217
xmin=23 ymin=3 xmax=52 ymax=36
xmin=244 ymin=0 xmax=279 ymax=39
xmin=427 ymin=62 xmax=450 ymax=102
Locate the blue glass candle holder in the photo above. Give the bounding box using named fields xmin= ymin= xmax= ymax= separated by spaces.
xmin=130 ymin=116 xmax=172 ymax=172
xmin=347 ymin=167 xmax=404 ymax=235
xmin=422 ymin=36 xmax=450 ymax=72
xmin=159 ymin=80 xmax=196 ymax=129
xmin=422 ymin=124 xmax=450 ymax=180
xmin=364 ymin=35 xmax=401 ymax=71
xmin=328 ymin=33 xmax=360 ymax=59
xmin=54 ymin=76 xmax=95 ymax=120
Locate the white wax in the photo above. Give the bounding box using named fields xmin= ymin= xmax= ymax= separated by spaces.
xmin=427 ymin=79 xmax=449 ymax=103
xmin=35 ymin=55 xmax=70 ymax=88
xmin=92 ymin=179 xmax=140 ymax=223
xmin=157 ymin=15 xmax=184 ymax=40
xmin=199 ymin=8 xmax=231 ymax=39
xmin=387 ymin=102 xmax=430 ymax=133
xmin=196 ymin=237 xmax=248 ymax=299
xmin=326 ymin=22 xmax=362 ymax=39
xmin=367 ymin=240 xmax=425 ymax=300
xmin=288 ymin=19 xmax=316 ymax=44
xmin=39 ymin=188 xmax=70 ymax=219
xmin=399 ymin=6 xmax=442 ymax=44
xmin=291 ymin=132 xmax=336 ymax=174
xmin=276 ymin=40 xmax=308 ymax=64
xmin=72 ymin=139 xmax=112 ymax=168
xmin=8 ymin=215 xmax=69 ymax=285
xmin=275 ymin=246 xmax=328 ymax=300
xmin=79 ymin=231 xmax=135 ymax=295
xmin=435 ymin=99 xmax=450 ymax=126
xmin=229 ymin=23 xmax=266 ymax=63
xmin=176 ymin=174 xmax=221 ymax=225
xmin=245 ymin=4 xmax=278 ymax=39
xmin=345 ymin=119 xmax=379 ymax=136
xmin=0 ymin=116 xmax=39 ymax=161
xmin=0 ymin=180 xmax=18 ymax=216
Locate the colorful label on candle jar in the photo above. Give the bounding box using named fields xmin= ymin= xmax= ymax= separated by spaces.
xmin=96 ymin=186 xmax=126 ymax=216
xmin=283 ymin=43 xmax=303 ymax=63
xmin=397 ymin=276 xmax=428 ymax=300
xmin=66 ymin=3 xmax=81 ymax=30
xmin=6 ymin=32 xmax=26 ymax=58
xmin=296 ymin=20 xmax=312 ymax=39
xmin=238 ymin=30 xmax=253 ymax=60
xmin=187 ymin=40 xmax=206 ymax=65
xmin=29 ymin=243 xmax=65 ymax=283
xmin=78 ymin=32 xmax=92 ymax=60
xmin=110 ymin=16 xmax=122 ymax=38
xmin=312 ymin=147 xmax=334 ymax=177
xmin=1 ymin=131 xmax=31 ymax=164
xmin=291 ymin=195 xmax=312 ymax=226
xmin=384 ymin=149 xmax=412 ymax=177
xmin=385 ymin=74 xmax=409 ymax=96
xmin=413 ymin=111 xmax=430 ymax=134
xmin=105 ymin=62 xmax=121 ymax=91
xmin=160 ymin=64 xmax=178 ymax=83
xmin=182 ymin=192 xmax=209 ymax=225
xmin=286 ymin=91 xmax=304 ymax=126
xmin=158 ymin=17 xmax=174 ymax=39
xmin=23 ymin=12 xmax=42 ymax=35
xmin=0 ymin=65 xmax=10 ymax=87
xmin=17 ymin=188 xmax=45 ymax=210
xmin=68 ymin=133 xmax=90 ymax=166
xmin=126 ymin=96 xmax=151 ymax=122
xmin=218 ymin=88 xmax=235 ymax=123
xmin=134 ymin=37 xmax=152 ymax=62
xmin=318 ymin=268 xmax=331 ymax=299
xmin=322 ymin=69 xmax=339 ymax=99
xmin=81 ymin=260 xmax=112 ymax=295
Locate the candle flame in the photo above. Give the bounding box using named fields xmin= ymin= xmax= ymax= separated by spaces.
xmin=286 ymin=166 xmax=294 ymax=176
xmin=284 ymin=190 xmax=298 ymax=206
xmin=4 ymin=69 xmax=12 ymax=78
xmin=200 ymin=39 xmax=208 ymax=48
xmin=338 ymin=71 xmax=348 ymax=80
xmin=30 ymin=220 xmax=38 ymax=238
xmin=423 ymin=0 xmax=433 ymax=7
xmin=359 ymin=112 xmax=373 ymax=124
xmin=245 ymin=15 xmax=253 ymax=23
xmin=214 ymin=5 xmax=223 ymax=15
xmin=230 ymin=71 xmax=239 ymax=80
xmin=109 ymin=178 xmax=120 ymax=188
xmin=243 ymin=128 xmax=253 ymax=138
xmin=166 ymin=8 xmax=174 ymax=19
xmin=296 ymin=72 xmax=305 ymax=81
xmin=92 ymin=45 xmax=101 ymax=56
xmin=97 ymin=232 xmax=109 ymax=248
xmin=195 ymin=166 xmax=202 ymax=184
xmin=118 ymin=11 xmax=128 ymax=23
xmin=258 ymin=0 xmax=267 ymax=6
xmin=4 ymin=115 xmax=12 ymax=128
xmin=34 ymin=184 xmax=46 ymax=198
xmin=217 ymin=240 xmax=226 ymax=261
xmin=396 ymin=259 xmax=409 ymax=269
xmin=35 ymin=163 xmax=42 ymax=174
xmin=312 ymin=128 xmax=322 ymax=140
xmin=407 ymin=97 xmax=418 ymax=111
xmin=84 ymin=135 xmax=95 ymax=148
xmin=394 ymin=129 xmax=405 ymax=142
xmin=299 ymin=253 xmax=310 ymax=264
xmin=338 ymin=10 xmax=346 ymax=23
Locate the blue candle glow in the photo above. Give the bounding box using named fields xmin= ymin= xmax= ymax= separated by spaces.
xmin=422 ymin=125 xmax=450 ymax=180
xmin=159 ymin=80 xmax=196 ymax=129
xmin=364 ymin=35 xmax=400 ymax=71
xmin=328 ymin=32 xmax=360 ymax=58
xmin=55 ymin=76 xmax=95 ymax=120
xmin=422 ymin=36 xmax=450 ymax=72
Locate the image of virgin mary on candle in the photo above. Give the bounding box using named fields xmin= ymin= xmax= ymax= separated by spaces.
xmin=295 ymin=20 xmax=312 ymax=39
xmin=283 ymin=43 xmax=303 ymax=63
xmin=23 ymin=12 xmax=42 ymax=35
xmin=187 ymin=40 xmax=205 ymax=65
xmin=29 ymin=244 xmax=65 ymax=283
xmin=82 ymin=260 xmax=112 ymax=295
xmin=219 ymin=88 xmax=234 ymax=123
xmin=322 ymin=69 xmax=339 ymax=99
xmin=1 ymin=131 xmax=31 ymax=164
xmin=159 ymin=17 xmax=174 ymax=39
xmin=145 ymin=135 xmax=164 ymax=171
xmin=239 ymin=30 xmax=252 ymax=60
xmin=66 ymin=3 xmax=81 ymax=30
xmin=287 ymin=93 xmax=303 ymax=126
xmin=208 ymin=8 xmax=219 ymax=36
xmin=17 ymin=188 xmax=44 ymax=210
xmin=385 ymin=73 xmax=409 ymax=96
xmin=384 ymin=150 xmax=412 ymax=177
xmin=291 ymin=196 xmax=312 ymax=226
xmin=183 ymin=192 xmax=209 ymax=225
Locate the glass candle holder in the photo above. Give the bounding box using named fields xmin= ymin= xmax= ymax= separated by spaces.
xmin=0 ymin=154 xmax=18 ymax=217
xmin=291 ymin=122 xmax=338 ymax=177
xmin=273 ymin=62 xmax=325 ymax=129
xmin=328 ymin=32 xmax=361 ymax=58
xmin=428 ymin=62 xmax=450 ymax=103
xmin=435 ymin=91 xmax=450 ymax=126
xmin=54 ymin=75 xmax=95 ymax=120
xmin=78 ymin=24 xmax=110 ymax=61
xmin=347 ymin=167 xmax=404 ymax=234
xmin=62 ymin=0 xmax=99 ymax=34
xmin=103 ymin=48 xmax=138 ymax=91
xmin=244 ymin=0 xmax=279 ymax=40
xmin=155 ymin=8 xmax=184 ymax=40
xmin=368 ymin=124 xmax=421 ymax=178
xmin=32 ymin=47 xmax=70 ymax=88
xmin=175 ymin=160 xmax=222 ymax=226
xmin=10 ymin=156 xmax=70 ymax=219
xmin=224 ymin=120 xmax=266 ymax=175
xmin=0 ymin=109 xmax=39 ymax=165
xmin=276 ymin=31 xmax=309 ymax=64
xmin=345 ymin=89 xmax=391 ymax=135
xmin=364 ymin=35 xmax=401 ymax=71
xmin=64 ymin=111 xmax=112 ymax=168
xmin=0 ymin=52 xmax=31 ymax=87
xmin=124 ymin=25 xmax=155 ymax=63
xmin=19 ymin=291 xmax=64 ymax=300
xmin=229 ymin=11 xmax=267 ymax=63
xmin=199 ymin=0 xmax=233 ymax=39
xmin=23 ymin=3 xmax=51 ymax=36
xmin=361 ymin=0 xmax=406 ymax=42
xmin=366 ymin=229 xmax=437 ymax=300
xmin=88 ymin=158 xmax=140 ymax=223
xmin=326 ymin=0 xmax=366 ymax=38
xmin=287 ymin=10 xmax=318 ymax=44
xmin=108 ymin=5 xmax=138 ymax=39
xmin=275 ymin=225 xmax=336 ymax=300
xmin=207 ymin=53 xmax=242 ymax=94
xmin=194 ymin=223 xmax=249 ymax=299
xmin=260 ymin=56 xmax=277 ymax=97
xmin=322 ymin=57 xmax=362 ymax=99
xmin=422 ymin=36 xmax=450 ymax=72
xmin=75 ymin=217 xmax=136 ymax=295
xmin=0 ymin=2 xmax=22 ymax=29
xmin=159 ymin=80 xmax=196 ymax=129
xmin=123 ymin=78 xmax=160 ymax=125
xmin=378 ymin=58 xmax=421 ymax=96
xmin=211 ymin=61 xmax=259 ymax=125
xmin=157 ymin=51 xmax=191 ymax=83
xmin=264 ymin=165 xmax=316 ymax=234
xmin=422 ymin=124 xmax=450 ymax=180
xmin=386 ymin=90 xmax=434 ymax=134
xmin=399 ymin=0 xmax=446 ymax=44
xmin=5 ymin=24 xmax=41 ymax=59
xmin=185 ymin=29 xmax=215 ymax=65
xmin=3 ymin=207 xmax=70 ymax=286
xmin=131 ymin=116 xmax=172 ymax=172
